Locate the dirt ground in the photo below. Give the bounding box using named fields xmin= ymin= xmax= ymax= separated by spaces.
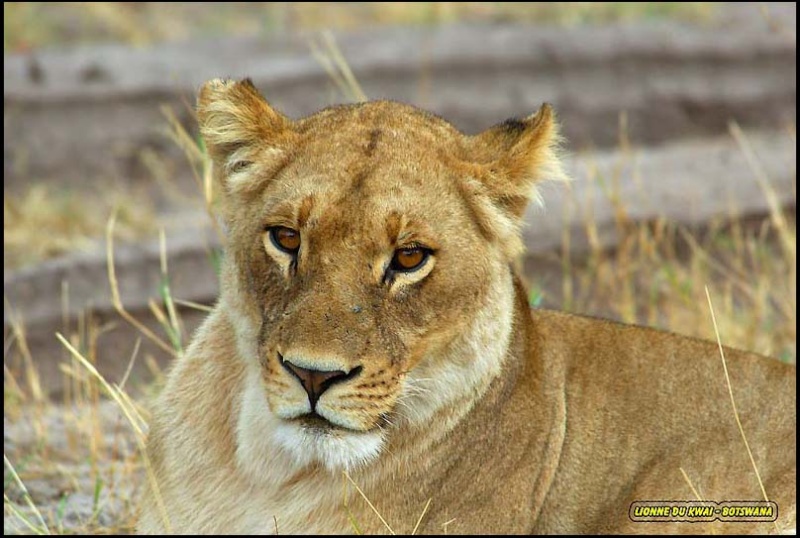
xmin=4 ymin=401 xmax=143 ymax=534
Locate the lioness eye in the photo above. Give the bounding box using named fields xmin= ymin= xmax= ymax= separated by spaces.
xmin=269 ymin=227 xmax=301 ymax=254
xmin=390 ymin=247 xmax=428 ymax=272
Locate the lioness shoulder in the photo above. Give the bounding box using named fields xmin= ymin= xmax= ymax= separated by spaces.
xmin=137 ymin=79 xmax=795 ymax=535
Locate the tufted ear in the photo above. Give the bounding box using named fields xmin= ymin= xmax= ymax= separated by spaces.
xmin=469 ymin=104 xmax=566 ymax=218
xmin=197 ymin=78 xmax=295 ymax=196
xmin=459 ymin=104 xmax=567 ymax=258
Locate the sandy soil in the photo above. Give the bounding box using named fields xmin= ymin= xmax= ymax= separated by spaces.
xmin=4 ymin=400 xmax=143 ymax=534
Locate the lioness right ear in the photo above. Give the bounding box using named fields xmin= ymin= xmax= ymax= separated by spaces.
xmin=469 ymin=104 xmax=566 ymax=218
xmin=197 ymin=78 xmax=295 ymax=194
xmin=458 ymin=104 xmax=567 ymax=258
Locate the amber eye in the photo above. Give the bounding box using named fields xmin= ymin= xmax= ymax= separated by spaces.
xmin=390 ymin=247 xmax=429 ymax=272
xmin=269 ymin=226 xmax=301 ymax=254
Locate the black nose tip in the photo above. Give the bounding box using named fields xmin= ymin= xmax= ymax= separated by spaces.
xmin=280 ymin=357 xmax=362 ymax=409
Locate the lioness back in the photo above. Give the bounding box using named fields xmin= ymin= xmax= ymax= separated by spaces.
xmin=137 ymin=79 xmax=795 ymax=535
xmin=530 ymin=310 xmax=795 ymax=533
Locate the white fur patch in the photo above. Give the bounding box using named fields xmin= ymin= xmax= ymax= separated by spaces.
xmin=272 ymin=420 xmax=384 ymax=473
xmin=271 ymin=396 xmax=312 ymax=420
xmin=223 ymin=147 xmax=285 ymax=194
xmin=398 ymin=265 xmax=514 ymax=427
xmin=281 ymin=353 xmax=351 ymax=374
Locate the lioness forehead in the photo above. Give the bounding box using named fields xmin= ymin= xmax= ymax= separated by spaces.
xmin=295 ymin=100 xmax=464 ymax=152
xmin=286 ymin=101 xmax=471 ymax=192
xmin=259 ymin=102 xmax=475 ymax=236
xmin=260 ymin=164 xmax=458 ymax=252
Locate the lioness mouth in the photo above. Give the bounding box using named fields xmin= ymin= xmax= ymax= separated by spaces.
xmin=294 ymin=412 xmax=359 ymax=434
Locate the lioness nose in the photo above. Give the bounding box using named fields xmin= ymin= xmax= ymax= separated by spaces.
xmin=281 ymin=358 xmax=361 ymax=409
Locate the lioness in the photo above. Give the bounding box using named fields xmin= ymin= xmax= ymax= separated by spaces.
xmin=137 ymin=78 xmax=796 ymax=534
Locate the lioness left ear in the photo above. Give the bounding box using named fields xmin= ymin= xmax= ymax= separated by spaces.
xmin=468 ymin=104 xmax=566 ymax=219
xmin=197 ymin=78 xmax=295 ymax=196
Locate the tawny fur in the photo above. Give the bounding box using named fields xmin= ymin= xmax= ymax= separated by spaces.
xmin=137 ymin=78 xmax=796 ymax=534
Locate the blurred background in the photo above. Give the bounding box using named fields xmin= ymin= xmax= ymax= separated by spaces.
xmin=3 ymin=2 xmax=796 ymax=534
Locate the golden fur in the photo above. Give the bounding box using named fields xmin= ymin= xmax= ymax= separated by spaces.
xmin=137 ymin=79 xmax=796 ymax=534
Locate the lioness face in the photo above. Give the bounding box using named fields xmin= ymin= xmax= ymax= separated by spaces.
xmin=254 ymin=130 xmax=494 ymax=430
xmin=198 ymin=79 xmax=563 ymax=471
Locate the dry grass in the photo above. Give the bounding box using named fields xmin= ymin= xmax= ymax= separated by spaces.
xmin=4 ymin=2 xmax=715 ymax=52
xmin=4 ymin=213 xmax=172 ymax=534
xmin=540 ymin=124 xmax=796 ymax=361
xmin=4 ymin=306 xmax=146 ymax=534
xmin=546 ymin=206 xmax=796 ymax=363
xmin=4 ymin=185 xmax=157 ymax=271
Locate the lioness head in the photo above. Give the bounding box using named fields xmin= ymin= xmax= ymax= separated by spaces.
xmin=197 ymin=79 xmax=564 ymax=472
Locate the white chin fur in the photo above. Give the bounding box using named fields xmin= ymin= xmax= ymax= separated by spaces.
xmin=236 ymin=365 xmax=384 ymax=479
xmin=272 ymin=421 xmax=384 ymax=472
